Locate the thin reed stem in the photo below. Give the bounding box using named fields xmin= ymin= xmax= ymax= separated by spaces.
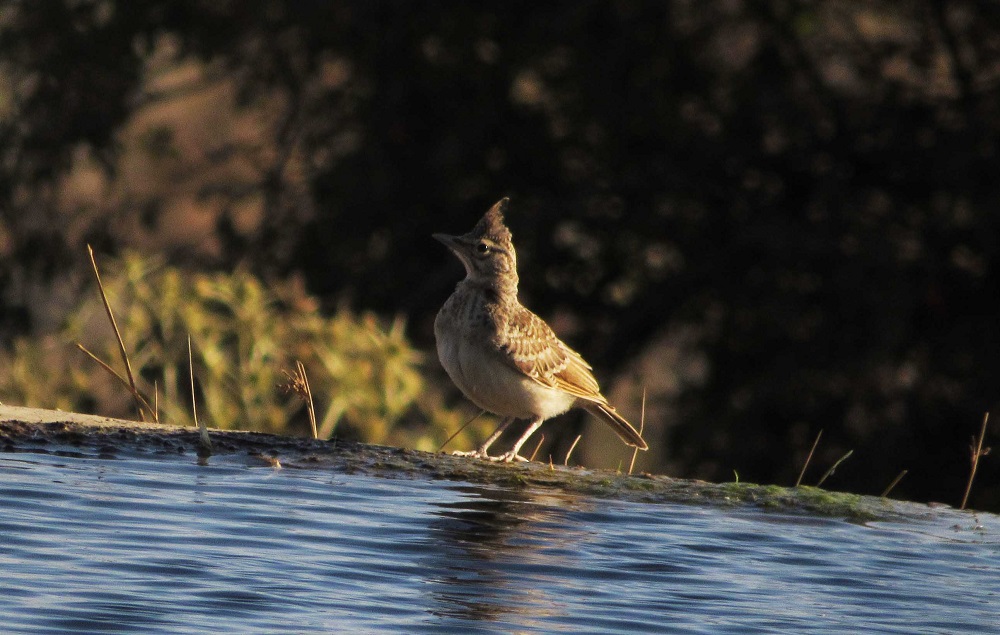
xmin=76 ymin=343 xmax=155 ymax=417
xmin=796 ymin=429 xmax=823 ymax=487
xmin=296 ymin=361 xmax=318 ymax=439
xmin=529 ymin=434 xmax=545 ymax=462
xmin=960 ymin=412 xmax=991 ymax=510
xmin=564 ymin=434 xmax=582 ymax=466
xmin=189 ymin=335 xmax=212 ymax=456
xmin=87 ymin=245 xmax=146 ymax=421
xmin=880 ymin=469 xmax=908 ymax=498
xmin=816 ymin=449 xmax=852 ymax=488
xmin=438 ymin=410 xmax=485 ymax=451
xmin=629 ymin=387 xmax=647 ymax=476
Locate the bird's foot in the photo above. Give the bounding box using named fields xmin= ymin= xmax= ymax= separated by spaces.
xmin=451 ymin=449 xmax=493 ymax=460
xmin=451 ymin=449 xmax=528 ymax=463
xmin=490 ymin=451 xmax=529 ymax=463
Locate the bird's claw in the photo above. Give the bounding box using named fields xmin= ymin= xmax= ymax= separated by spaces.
xmin=451 ymin=449 xmax=492 ymax=460
xmin=491 ymin=451 xmax=529 ymax=463
xmin=451 ymin=449 xmax=528 ymax=463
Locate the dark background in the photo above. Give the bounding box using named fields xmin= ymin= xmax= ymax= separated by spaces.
xmin=2 ymin=1 xmax=998 ymax=511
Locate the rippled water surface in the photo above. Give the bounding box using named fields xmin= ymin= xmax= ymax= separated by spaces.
xmin=1 ymin=451 xmax=997 ymax=634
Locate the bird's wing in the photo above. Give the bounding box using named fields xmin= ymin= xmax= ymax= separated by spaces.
xmin=498 ymin=306 xmax=603 ymax=399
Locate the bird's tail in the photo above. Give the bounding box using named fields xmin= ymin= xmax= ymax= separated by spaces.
xmin=583 ymin=401 xmax=648 ymax=450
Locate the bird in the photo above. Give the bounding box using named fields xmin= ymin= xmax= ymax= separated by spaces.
xmin=433 ymin=197 xmax=648 ymax=462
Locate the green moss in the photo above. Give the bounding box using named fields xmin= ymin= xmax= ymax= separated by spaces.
xmin=0 ymin=410 xmax=925 ymax=522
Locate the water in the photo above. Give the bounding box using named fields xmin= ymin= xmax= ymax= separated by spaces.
xmin=1 ymin=451 xmax=997 ymax=634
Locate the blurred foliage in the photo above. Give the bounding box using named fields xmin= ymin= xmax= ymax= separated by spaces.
xmin=0 ymin=254 xmax=476 ymax=451
xmin=2 ymin=1 xmax=1000 ymax=509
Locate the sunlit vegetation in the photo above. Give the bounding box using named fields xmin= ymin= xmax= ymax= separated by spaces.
xmin=0 ymin=254 xmax=480 ymax=452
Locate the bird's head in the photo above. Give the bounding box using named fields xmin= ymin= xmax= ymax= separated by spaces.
xmin=434 ymin=197 xmax=518 ymax=288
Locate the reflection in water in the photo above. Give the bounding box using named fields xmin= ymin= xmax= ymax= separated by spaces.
xmin=424 ymin=486 xmax=589 ymax=628
xmin=2 ymin=452 xmax=999 ymax=634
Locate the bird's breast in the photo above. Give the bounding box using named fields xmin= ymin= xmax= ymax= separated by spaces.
xmin=435 ymin=296 xmax=574 ymax=419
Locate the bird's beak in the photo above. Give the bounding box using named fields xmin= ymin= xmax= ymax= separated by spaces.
xmin=432 ymin=233 xmax=460 ymax=250
xmin=433 ymin=233 xmax=474 ymax=274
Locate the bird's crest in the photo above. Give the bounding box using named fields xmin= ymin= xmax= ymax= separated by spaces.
xmin=468 ymin=197 xmax=513 ymax=246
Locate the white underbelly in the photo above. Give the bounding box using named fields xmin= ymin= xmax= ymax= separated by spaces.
xmin=436 ymin=320 xmax=574 ymax=419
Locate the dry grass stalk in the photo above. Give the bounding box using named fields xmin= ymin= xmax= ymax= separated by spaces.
xmin=880 ymin=469 xmax=908 ymax=498
xmin=280 ymin=361 xmax=318 ymax=439
xmin=629 ymin=387 xmax=647 ymax=476
xmin=190 ymin=335 xmax=212 ymax=456
xmin=76 ymin=343 xmax=156 ymax=417
xmin=298 ymin=361 xmax=317 ymax=439
xmin=564 ymin=434 xmax=583 ymax=466
xmin=816 ymin=449 xmax=852 ymax=488
xmin=437 ymin=409 xmax=485 ymax=451
xmin=795 ymin=430 xmax=823 ymax=487
xmin=960 ymin=412 xmax=991 ymax=510
xmin=85 ymin=245 xmax=150 ymax=422
xmin=529 ymin=434 xmax=545 ymax=462
xmin=796 ymin=429 xmax=823 ymax=487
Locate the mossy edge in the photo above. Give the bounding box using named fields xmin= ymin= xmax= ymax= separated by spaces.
xmin=0 ymin=404 xmax=962 ymax=523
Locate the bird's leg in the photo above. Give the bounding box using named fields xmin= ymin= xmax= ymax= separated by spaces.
xmin=452 ymin=417 xmax=514 ymax=459
xmin=494 ymin=417 xmax=545 ymax=463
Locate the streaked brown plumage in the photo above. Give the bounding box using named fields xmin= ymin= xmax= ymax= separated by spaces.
xmin=434 ymin=197 xmax=648 ymax=462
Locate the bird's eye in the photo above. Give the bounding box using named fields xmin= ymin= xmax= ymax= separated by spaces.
xmin=476 ymin=242 xmax=491 ymax=255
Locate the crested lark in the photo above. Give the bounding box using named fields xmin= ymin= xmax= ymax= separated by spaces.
xmin=434 ymin=197 xmax=648 ymax=462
